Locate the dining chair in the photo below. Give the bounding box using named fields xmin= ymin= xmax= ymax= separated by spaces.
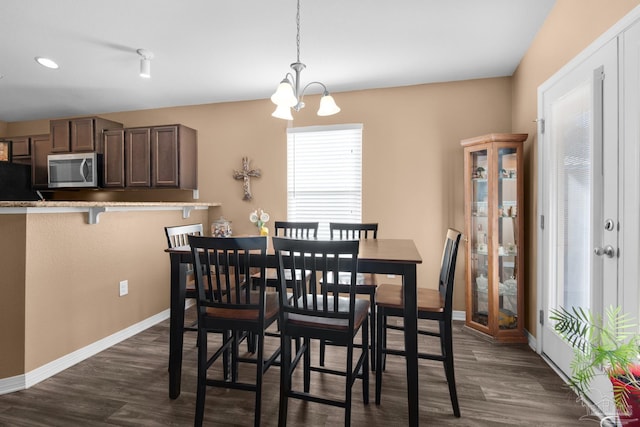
xmin=273 ymin=237 xmax=369 ymax=426
xmin=164 ymin=223 xmax=204 ymax=334
xmin=189 ymin=235 xmax=280 ymax=427
xmin=320 ymin=222 xmax=379 ymax=370
xmin=274 ymin=221 xmax=319 ymax=238
xmin=375 ymin=228 xmax=462 ymax=417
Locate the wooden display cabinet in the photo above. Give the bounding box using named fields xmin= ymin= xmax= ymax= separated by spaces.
xmin=461 ymin=133 xmax=527 ymax=343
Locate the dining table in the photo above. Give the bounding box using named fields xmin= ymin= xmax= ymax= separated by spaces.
xmin=166 ymin=237 xmax=423 ymax=426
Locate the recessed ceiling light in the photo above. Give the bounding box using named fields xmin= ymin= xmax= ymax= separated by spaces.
xmin=35 ymin=57 xmax=59 ymax=69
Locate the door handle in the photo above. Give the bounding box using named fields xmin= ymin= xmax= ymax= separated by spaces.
xmin=594 ymin=245 xmax=616 ymax=258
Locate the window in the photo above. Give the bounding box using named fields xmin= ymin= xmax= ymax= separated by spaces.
xmin=287 ymin=124 xmax=363 ymax=239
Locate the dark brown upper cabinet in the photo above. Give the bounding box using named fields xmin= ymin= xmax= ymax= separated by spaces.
xmin=151 ymin=125 xmax=197 ymax=189
xmin=103 ymin=129 xmax=126 ymax=188
xmin=31 ymin=135 xmax=52 ymax=189
xmin=117 ymin=124 xmax=197 ymax=190
xmin=50 ymin=117 xmax=123 ymax=153
xmin=126 ymin=127 xmax=152 ymax=188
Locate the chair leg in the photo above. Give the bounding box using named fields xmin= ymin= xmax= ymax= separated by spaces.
xmin=362 ymin=317 xmax=370 ymax=405
xmin=370 ymin=291 xmax=376 ymax=371
xmin=441 ymin=320 xmax=460 ymax=417
xmin=303 ymin=337 xmax=311 ymax=393
xmin=320 ymin=339 xmax=326 ymax=366
xmin=278 ymin=337 xmax=291 ymax=427
xmin=254 ymin=331 xmax=264 ymax=427
xmin=345 ymin=340 xmax=354 ymax=426
xmin=375 ymin=307 xmax=384 ymax=405
xmin=195 ymin=326 xmax=207 ymax=426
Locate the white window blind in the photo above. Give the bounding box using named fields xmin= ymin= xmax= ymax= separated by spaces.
xmin=287 ymin=124 xmax=363 ymax=239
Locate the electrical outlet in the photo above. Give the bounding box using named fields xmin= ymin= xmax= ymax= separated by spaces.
xmin=119 ymin=280 xmax=128 ymax=297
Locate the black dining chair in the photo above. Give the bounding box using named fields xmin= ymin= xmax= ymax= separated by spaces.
xmin=189 ymin=235 xmax=280 ymax=427
xmin=320 ymin=222 xmax=379 ymax=370
xmin=164 ymin=223 xmax=204 ymax=334
xmin=274 ymin=221 xmax=319 ymax=238
xmin=273 ymin=237 xmax=369 ymax=426
xmin=375 ymin=228 xmax=462 ymax=417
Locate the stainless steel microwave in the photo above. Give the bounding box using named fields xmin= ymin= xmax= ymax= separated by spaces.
xmin=48 ymin=152 xmax=101 ymax=188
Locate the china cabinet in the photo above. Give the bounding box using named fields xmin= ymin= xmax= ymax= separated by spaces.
xmin=461 ymin=133 xmax=527 ymax=343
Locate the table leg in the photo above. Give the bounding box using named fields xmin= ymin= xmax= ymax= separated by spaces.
xmin=169 ymin=256 xmax=187 ymax=399
xmin=403 ymin=264 xmax=419 ymax=426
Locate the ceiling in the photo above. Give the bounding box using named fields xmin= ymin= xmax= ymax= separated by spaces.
xmin=0 ymin=0 xmax=556 ymax=123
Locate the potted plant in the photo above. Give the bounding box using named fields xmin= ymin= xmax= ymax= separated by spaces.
xmin=551 ymin=306 xmax=640 ymax=424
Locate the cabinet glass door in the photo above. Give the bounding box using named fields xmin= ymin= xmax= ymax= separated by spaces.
xmin=497 ymin=148 xmax=518 ymax=330
xmin=470 ymin=149 xmax=489 ymax=327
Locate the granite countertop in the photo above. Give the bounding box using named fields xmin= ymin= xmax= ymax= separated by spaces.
xmin=0 ymin=201 xmax=219 ymax=208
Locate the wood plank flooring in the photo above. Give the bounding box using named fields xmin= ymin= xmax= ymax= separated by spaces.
xmin=0 ymin=308 xmax=592 ymax=426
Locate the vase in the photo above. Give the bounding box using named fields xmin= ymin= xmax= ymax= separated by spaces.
xmin=610 ymin=365 xmax=640 ymax=426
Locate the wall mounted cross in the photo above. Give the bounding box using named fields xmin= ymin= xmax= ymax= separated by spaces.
xmin=233 ymin=157 xmax=261 ymax=200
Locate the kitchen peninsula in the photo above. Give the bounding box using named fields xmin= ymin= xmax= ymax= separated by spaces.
xmin=0 ymin=201 xmax=219 ymax=394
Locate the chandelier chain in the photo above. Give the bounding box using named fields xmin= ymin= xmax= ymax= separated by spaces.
xmin=296 ymin=0 xmax=301 ymax=63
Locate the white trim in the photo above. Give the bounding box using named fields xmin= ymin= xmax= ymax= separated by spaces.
xmin=0 ymin=309 xmax=170 ymax=395
xmin=452 ymin=310 xmax=465 ymax=322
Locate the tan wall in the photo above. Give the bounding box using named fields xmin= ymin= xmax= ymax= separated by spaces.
xmin=0 ymin=121 xmax=7 ymax=137
xmin=0 ymin=215 xmax=27 ymax=377
xmin=0 ymin=208 xmax=208 ymax=377
xmin=512 ymin=0 xmax=640 ymax=336
xmin=5 ymin=78 xmax=512 ymax=317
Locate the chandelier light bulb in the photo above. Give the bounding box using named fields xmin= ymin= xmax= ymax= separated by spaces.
xmin=272 ymin=104 xmax=294 ymax=120
xmin=271 ymin=80 xmax=297 ymax=107
xmin=317 ymin=93 xmax=341 ymax=116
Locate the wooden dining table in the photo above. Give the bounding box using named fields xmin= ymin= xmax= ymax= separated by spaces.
xmin=165 ymin=237 xmax=423 ymax=426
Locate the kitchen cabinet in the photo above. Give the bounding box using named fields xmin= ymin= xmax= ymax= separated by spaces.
xmin=110 ymin=124 xmax=197 ymax=189
xmin=11 ymin=136 xmax=30 ymax=157
xmin=125 ymin=128 xmax=151 ymax=187
xmin=103 ymin=129 xmax=125 ymax=188
xmin=151 ymin=125 xmax=197 ymax=189
xmin=461 ymin=133 xmax=527 ymax=343
xmin=31 ymin=134 xmax=52 ymax=189
xmin=50 ymin=116 xmax=123 ymax=153
xmin=4 ymin=136 xmax=30 ymax=165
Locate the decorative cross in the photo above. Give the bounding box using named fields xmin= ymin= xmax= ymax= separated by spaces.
xmin=233 ymin=157 xmax=261 ymax=200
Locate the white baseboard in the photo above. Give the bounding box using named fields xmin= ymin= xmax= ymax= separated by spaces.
xmin=0 ymin=308 xmax=170 ymax=396
xmin=452 ymin=310 xmax=465 ymax=321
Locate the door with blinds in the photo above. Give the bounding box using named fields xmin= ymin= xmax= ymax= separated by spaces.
xmin=538 ymin=37 xmax=619 ymax=412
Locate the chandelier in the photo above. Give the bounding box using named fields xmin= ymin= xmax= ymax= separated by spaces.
xmin=270 ymin=0 xmax=341 ymax=120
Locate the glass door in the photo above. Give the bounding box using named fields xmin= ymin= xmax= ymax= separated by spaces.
xmin=497 ymin=148 xmax=519 ymax=331
xmin=539 ymin=37 xmax=618 ymax=411
xmin=469 ymin=148 xmax=489 ymax=331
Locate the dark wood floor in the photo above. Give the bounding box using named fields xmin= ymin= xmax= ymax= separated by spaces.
xmin=0 ymin=308 xmax=592 ymax=426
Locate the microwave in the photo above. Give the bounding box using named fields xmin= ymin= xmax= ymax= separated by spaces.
xmin=48 ymin=152 xmax=101 ymax=188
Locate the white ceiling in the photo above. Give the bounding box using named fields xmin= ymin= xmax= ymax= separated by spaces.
xmin=0 ymin=0 xmax=556 ymax=123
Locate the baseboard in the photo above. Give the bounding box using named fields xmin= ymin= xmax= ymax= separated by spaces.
xmin=452 ymin=310 xmax=465 ymax=322
xmin=0 ymin=308 xmax=170 ymax=396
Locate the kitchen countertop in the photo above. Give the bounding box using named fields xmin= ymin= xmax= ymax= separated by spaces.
xmin=0 ymin=201 xmax=220 ymax=224
xmin=0 ymin=201 xmax=219 ymax=208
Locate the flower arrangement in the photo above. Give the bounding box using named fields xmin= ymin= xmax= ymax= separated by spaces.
xmin=249 ymin=208 xmax=270 ymax=236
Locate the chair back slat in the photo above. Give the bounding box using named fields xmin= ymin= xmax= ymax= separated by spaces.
xmin=439 ymin=228 xmax=462 ymax=316
xmin=273 ymin=237 xmax=359 ymax=326
xmin=189 ymin=235 xmax=268 ymax=322
xmin=330 ymin=222 xmax=378 ymax=240
xmin=274 ymin=221 xmax=319 ymax=238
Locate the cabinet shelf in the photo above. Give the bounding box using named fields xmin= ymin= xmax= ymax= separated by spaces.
xmin=462 ymin=133 xmax=527 ymax=343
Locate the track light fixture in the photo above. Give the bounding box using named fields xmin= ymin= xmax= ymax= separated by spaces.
xmin=270 ymin=0 xmax=340 ymax=120
xmin=137 ymin=49 xmax=153 ymax=78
